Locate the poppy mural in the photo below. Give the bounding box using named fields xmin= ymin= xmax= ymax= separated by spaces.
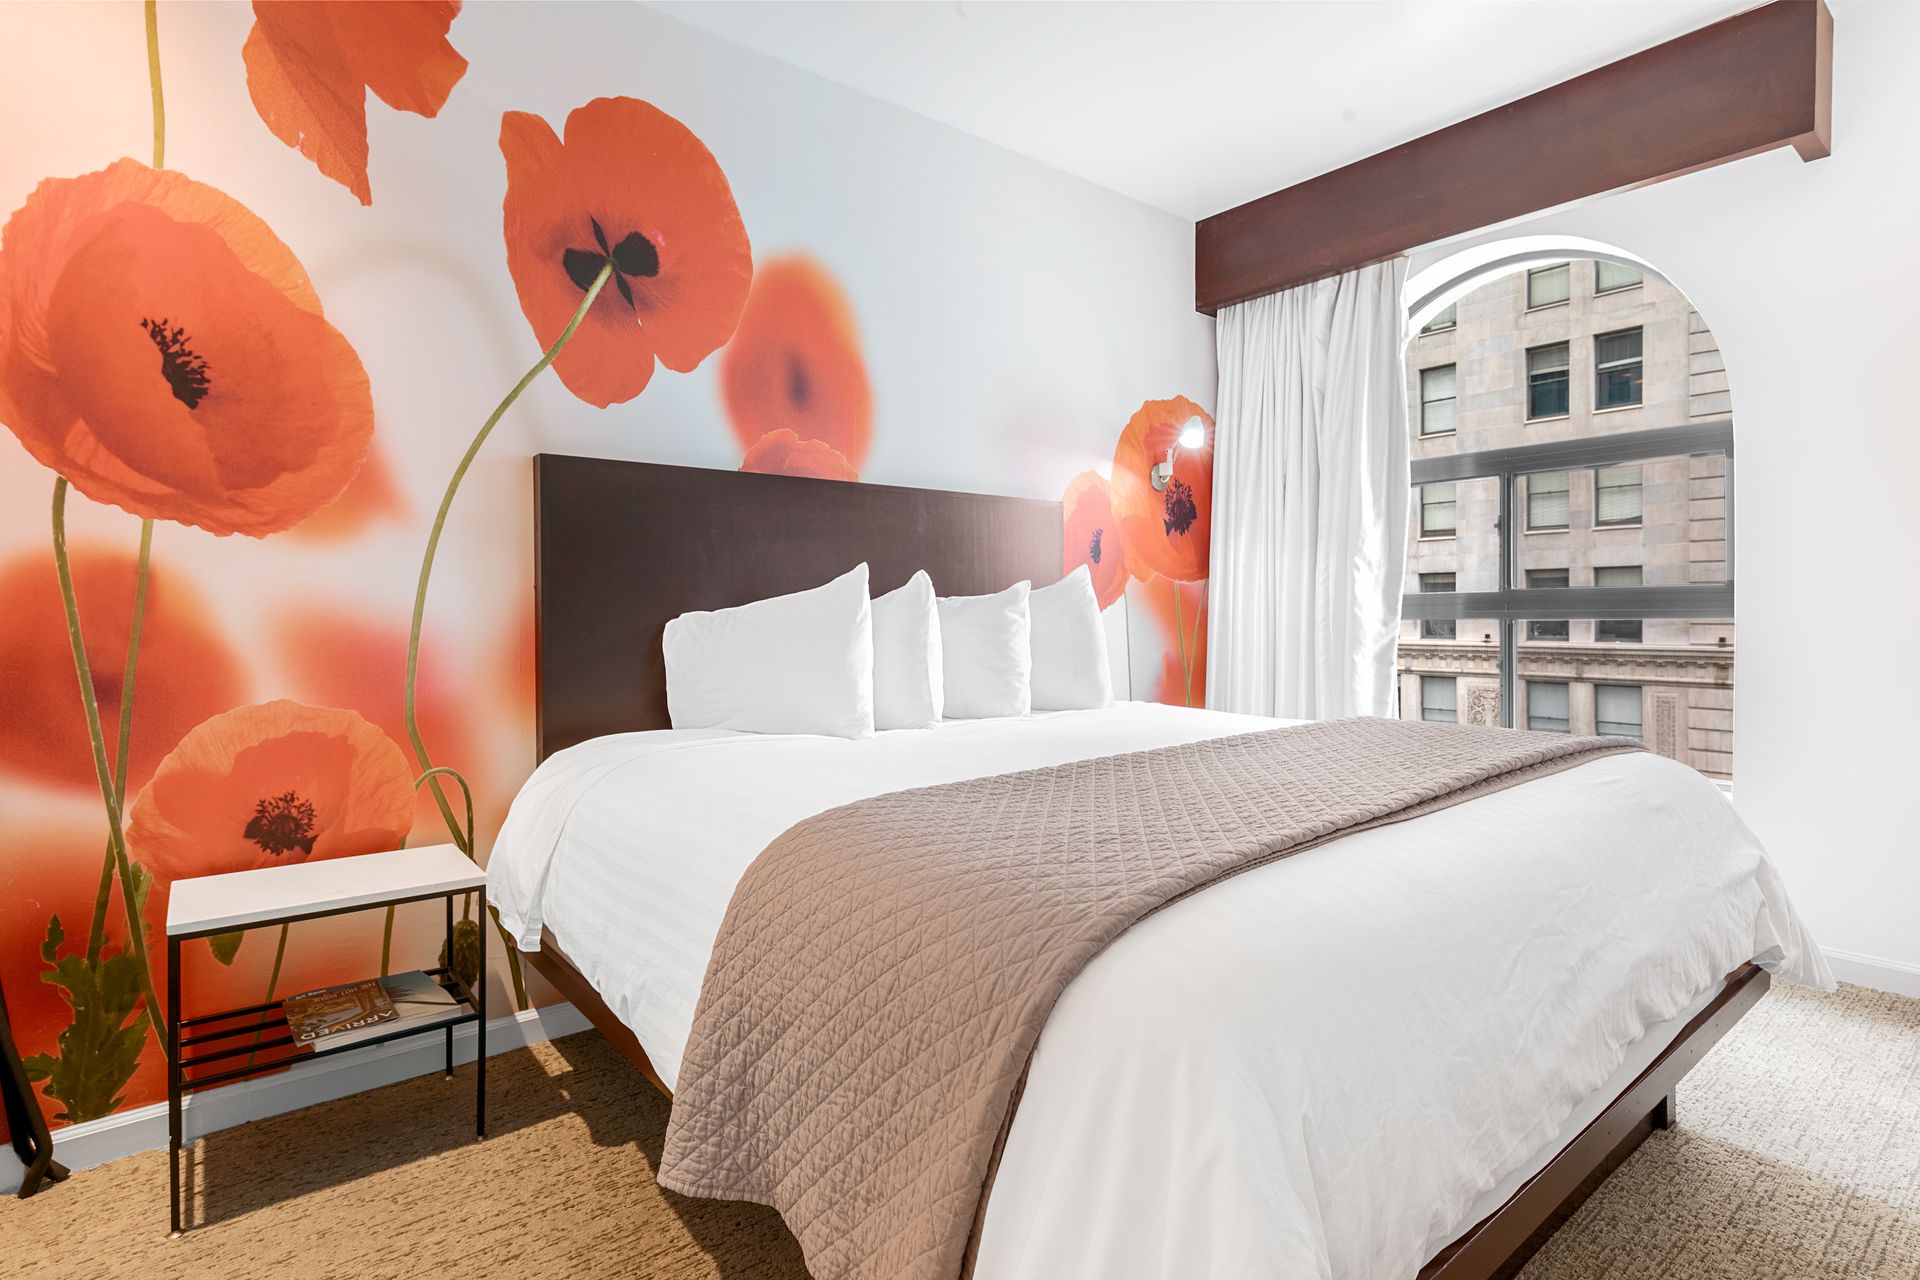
xmin=1060 ymin=398 xmax=1216 ymax=706
xmin=0 ymin=161 xmax=376 ymax=536
xmin=499 ymin=96 xmax=753 ymax=408
xmin=0 ymin=1 xmax=1209 ymax=1138
xmin=0 ymin=546 xmax=244 ymax=793
xmin=126 ymin=700 xmax=416 ymax=882
xmin=243 ymin=0 xmax=469 ymax=206
xmin=723 ymin=254 xmax=872 ymax=479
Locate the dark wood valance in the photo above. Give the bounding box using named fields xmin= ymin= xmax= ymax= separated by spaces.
xmin=1194 ymin=0 xmax=1832 ymax=315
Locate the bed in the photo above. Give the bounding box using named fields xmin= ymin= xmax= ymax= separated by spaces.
xmin=494 ymin=453 xmax=1829 ymax=1280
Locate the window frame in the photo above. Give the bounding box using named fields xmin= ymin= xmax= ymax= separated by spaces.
xmin=1595 ymin=684 xmax=1645 ymax=739
xmin=1526 ymin=262 xmax=1571 ymax=310
xmin=1525 ymin=341 xmax=1571 ymax=421
xmin=1594 ymin=463 xmax=1644 ymax=527
xmin=1419 ymin=482 xmax=1458 ymax=538
xmin=1525 ymin=680 xmax=1571 ymax=733
xmin=1420 ymin=303 xmax=1457 ymax=334
xmin=1419 ymin=364 xmax=1458 ymax=437
xmin=1418 ymin=573 xmax=1457 ymax=639
xmin=1523 ymin=569 xmax=1569 ymax=640
xmin=1401 ymin=420 xmax=1734 ymax=728
xmin=1594 ymin=327 xmax=1645 ymax=410
xmin=1524 ymin=470 xmax=1571 ymax=532
xmin=1594 ymin=261 xmax=1645 ymax=295
xmin=1420 ymin=675 xmax=1459 ymax=724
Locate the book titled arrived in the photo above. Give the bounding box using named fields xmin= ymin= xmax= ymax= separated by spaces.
xmin=283 ymin=979 xmax=395 ymax=1045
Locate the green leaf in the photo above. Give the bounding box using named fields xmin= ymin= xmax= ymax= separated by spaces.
xmin=208 ymin=930 xmax=245 ymax=965
xmin=39 ymin=912 xmax=65 ymax=965
xmin=30 ymin=914 xmax=155 ymax=1124
xmin=439 ymin=917 xmax=482 ymax=994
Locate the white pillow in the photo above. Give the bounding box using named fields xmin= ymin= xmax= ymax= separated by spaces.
xmin=937 ymin=582 xmax=1031 ymax=719
xmin=1028 ymin=566 xmax=1114 ymax=711
xmin=664 ymin=563 xmax=874 ymax=738
xmin=871 ymin=571 xmax=943 ymax=730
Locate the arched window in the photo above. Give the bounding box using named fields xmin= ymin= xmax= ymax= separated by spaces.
xmin=1398 ymin=254 xmax=1734 ymax=781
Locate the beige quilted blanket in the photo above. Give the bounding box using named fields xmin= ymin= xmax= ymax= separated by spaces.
xmin=656 ymin=716 xmax=1640 ymax=1280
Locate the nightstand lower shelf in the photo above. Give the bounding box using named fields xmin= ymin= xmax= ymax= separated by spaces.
xmin=175 ymin=967 xmax=479 ymax=1091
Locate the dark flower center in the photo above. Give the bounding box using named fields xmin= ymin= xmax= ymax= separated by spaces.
xmin=1162 ymin=479 xmax=1198 ymax=538
xmin=1089 ymin=528 xmax=1104 ymax=565
xmin=785 ymin=351 xmax=811 ymax=409
xmin=244 ymin=790 xmax=317 ymax=858
xmin=562 ymin=216 xmax=659 ymax=310
xmin=141 ymin=318 xmax=211 ymax=409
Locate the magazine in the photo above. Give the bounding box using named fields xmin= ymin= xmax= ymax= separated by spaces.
xmin=317 ymin=971 xmax=463 ymax=1050
xmin=282 ymin=979 xmax=395 ymax=1045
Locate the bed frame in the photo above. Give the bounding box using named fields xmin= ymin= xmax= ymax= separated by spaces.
xmin=526 ymin=452 xmax=1768 ymax=1280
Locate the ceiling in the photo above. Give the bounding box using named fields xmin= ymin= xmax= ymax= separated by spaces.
xmin=650 ymin=0 xmax=1752 ymax=221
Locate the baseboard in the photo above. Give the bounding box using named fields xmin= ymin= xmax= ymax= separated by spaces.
xmin=1823 ymin=948 xmax=1920 ymax=1000
xmin=0 ymin=1000 xmax=590 ymax=1195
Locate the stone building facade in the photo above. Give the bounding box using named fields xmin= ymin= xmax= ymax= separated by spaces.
xmin=1397 ymin=261 xmax=1735 ymax=779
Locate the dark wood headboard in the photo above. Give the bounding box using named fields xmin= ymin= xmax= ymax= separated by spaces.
xmin=533 ymin=454 xmax=1064 ymax=759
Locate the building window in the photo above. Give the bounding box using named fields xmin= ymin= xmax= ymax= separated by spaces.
xmin=1526 ymin=681 xmax=1570 ymax=733
xmin=1526 ymin=263 xmax=1570 ymax=309
xmin=1595 ymin=464 xmax=1643 ymax=526
xmin=1594 ymin=564 xmax=1642 ymax=642
xmin=1420 ymin=365 xmax=1458 ymax=436
xmin=1421 ymin=303 xmax=1457 ymax=334
xmin=1595 ymin=261 xmax=1644 ymax=294
xmin=1421 ymin=483 xmax=1457 ymax=536
xmin=1596 ymin=684 xmax=1644 ymax=739
xmin=1595 ymin=328 xmax=1644 ymax=408
xmin=1526 ymin=342 xmax=1570 ymax=420
xmin=1419 ymin=573 xmax=1456 ymax=639
xmin=1526 ymin=471 xmax=1570 ymax=531
xmin=1524 ymin=568 xmax=1569 ymax=640
xmin=1421 ymin=676 xmax=1458 ymax=724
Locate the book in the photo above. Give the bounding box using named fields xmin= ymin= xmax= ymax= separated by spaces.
xmin=318 ymin=971 xmax=464 ymax=1050
xmin=283 ymin=979 xmax=395 ymax=1045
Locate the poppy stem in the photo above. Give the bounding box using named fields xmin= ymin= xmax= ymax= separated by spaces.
xmin=245 ymin=923 xmax=289 ymax=1070
xmin=52 ymin=478 xmax=167 ymax=1062
xmin=85 ymin=518 xmax=154 ymax=965
xmin=1175 ymin=583 xmax=1191 ymax=707
xmin=144 ymin=0 xmax=164 ymax=169
xmin=403 ymin=260 xmax=613 ymax=1012
xmin=1189 ymin=579 xmax=1208 ymax=709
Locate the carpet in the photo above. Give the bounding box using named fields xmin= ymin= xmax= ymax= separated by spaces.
xmin=5 ymin=981 xmax=1916 ymax=1279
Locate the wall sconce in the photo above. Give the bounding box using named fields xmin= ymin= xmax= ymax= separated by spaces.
xmin=1151 ymin=417 xmax=1209 ymax=491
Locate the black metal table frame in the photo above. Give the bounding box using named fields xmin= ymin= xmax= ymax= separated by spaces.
xmin=166 ymin=886 xmax=486 ymax=1235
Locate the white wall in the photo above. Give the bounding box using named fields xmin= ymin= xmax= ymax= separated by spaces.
xmin=1411 ymin=0 xmax=1920 ymax=986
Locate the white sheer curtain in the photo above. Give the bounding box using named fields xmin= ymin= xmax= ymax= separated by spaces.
xmin=1206 ymin=259 xmax=1409 ymax=720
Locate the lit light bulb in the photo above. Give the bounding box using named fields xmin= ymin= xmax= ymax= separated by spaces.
xmin=1177 ymin=418 xmax=1206 ymax=450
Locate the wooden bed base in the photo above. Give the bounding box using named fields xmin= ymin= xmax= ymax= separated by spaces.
xmin=529 ymin=930 xmax=1765 ymax=1280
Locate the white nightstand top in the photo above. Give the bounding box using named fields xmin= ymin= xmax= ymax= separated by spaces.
xmin=165 ymin=844 xmax=485 ymax=937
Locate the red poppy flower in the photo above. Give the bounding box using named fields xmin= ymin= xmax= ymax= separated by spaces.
xmin=501 ymin=97 xmax=752 ymax=408
xmin=126 ymin=700 xmax=414 ymax=882
xmin=1110 ymin=397 xmax=1214 ymax=583
xmin=0 ymin=545 xmax=245 ymax=794
xmin=285 ymin=442 xmax=405 ymax=542
xmin=243 ymin=0 xmax=468 ymax=206
xmin=1143 ymin=575 xmax=1209 ymax=707
xmin=722 ymin=256 xmax=871 ymax=471
xmin=740 ymin=429 xmax=858 ymax=482
xmin=0 ymin=160 xmax=376 ymax=536
xmin=1061 ymin=470 xmax=1126 ymax=610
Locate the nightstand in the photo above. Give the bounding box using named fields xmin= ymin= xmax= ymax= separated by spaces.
xmin=163 ymin=844 xmax=487 ymax=1235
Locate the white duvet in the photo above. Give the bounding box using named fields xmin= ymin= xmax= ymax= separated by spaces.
xmin=488 ymin=704 xmax=1830 ymax=1279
